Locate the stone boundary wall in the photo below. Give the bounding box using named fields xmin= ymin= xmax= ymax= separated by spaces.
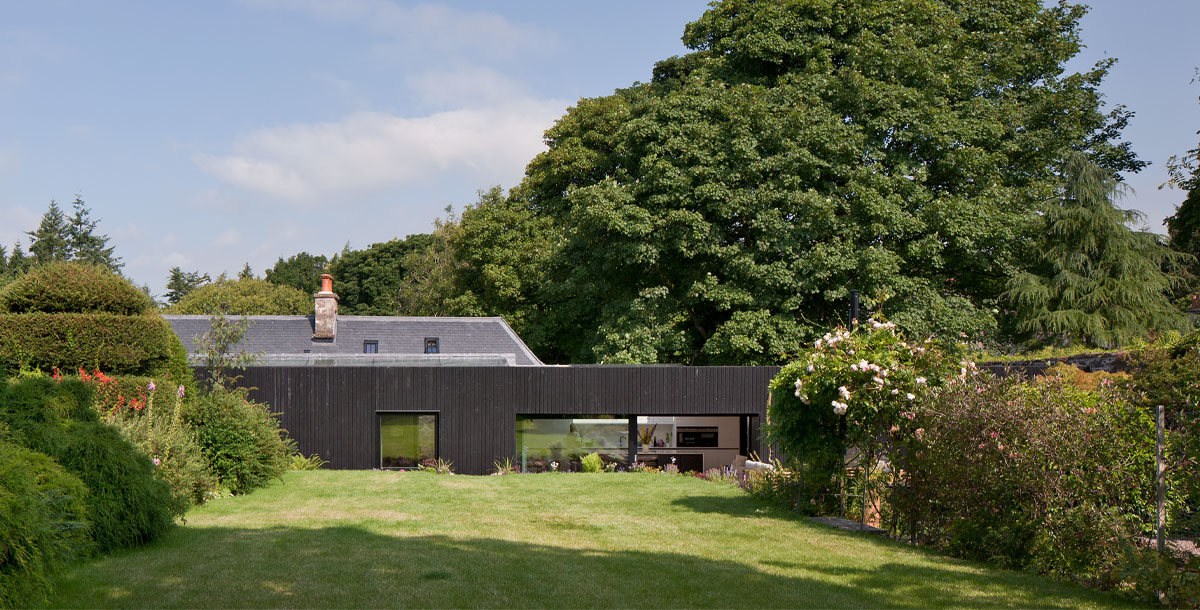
xmin=979 ymin=351 xmax=1129 ymax=377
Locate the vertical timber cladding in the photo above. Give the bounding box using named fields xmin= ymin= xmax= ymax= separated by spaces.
xmin=235 ymin=365 xmax=780 ymax=475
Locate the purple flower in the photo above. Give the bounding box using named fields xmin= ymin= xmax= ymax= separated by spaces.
xmin=153 ymin=458 xmax=161 ymax=466
xmin=177 ymin=385 xmax=186 ymax=399
xmin=148 ymin=381 xmax=156 ymax=392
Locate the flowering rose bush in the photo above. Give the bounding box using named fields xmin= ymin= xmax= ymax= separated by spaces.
xmin=765 ymin=319 xmax=959 ymax=511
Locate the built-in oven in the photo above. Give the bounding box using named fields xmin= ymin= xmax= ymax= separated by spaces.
xmin=676 ymin=426 xmax=719 ymax=448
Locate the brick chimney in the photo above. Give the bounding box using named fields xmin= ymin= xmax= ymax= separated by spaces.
xmin=313 ymin=274 xmax=338 ymax=340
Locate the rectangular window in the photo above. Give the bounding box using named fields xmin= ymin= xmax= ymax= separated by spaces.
xmin=424 ymin=337 xmax=439 ymax=354
xmin=363 ymin=340 xmax=378 ymax=354
xmin=380 ymin=413 xmax=437 ymax=469
xmin=516 ymin=415 xmax=629 ymax=473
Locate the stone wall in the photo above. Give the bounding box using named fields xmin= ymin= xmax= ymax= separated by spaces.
xmin=979 ymin=351 xmax=1129 ymax=378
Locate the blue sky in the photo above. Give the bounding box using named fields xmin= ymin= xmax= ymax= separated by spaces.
xmin=1 ymin=1 xmax=1198 ymax=296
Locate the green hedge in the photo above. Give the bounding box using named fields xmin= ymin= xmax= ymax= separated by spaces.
xmin=0 ymin=377 xmax=174 ymax=554
xmin=0 ymin=313 xmax=178 ymax=375
xmin=0 ymin=263 xmax=153 ymax=315
xmin=0 ymin=441 xmax=90 ymax=608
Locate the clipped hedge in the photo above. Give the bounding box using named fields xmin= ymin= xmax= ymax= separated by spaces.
xmin=0 ymin=377 xmax=174 ymax=554
xmin=0 ymin=313 xmax=178 ymax=375
xmin=0 ymin=263 xmax=152 ymax=315
xmin=0 ymin=441 xmax=90 ymax=608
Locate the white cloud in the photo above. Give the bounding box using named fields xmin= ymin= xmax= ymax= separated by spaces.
xmin=248 ymin=0 xmax=554 ymax=58
xmin=195 ymin=96 xmax=565 ymax=204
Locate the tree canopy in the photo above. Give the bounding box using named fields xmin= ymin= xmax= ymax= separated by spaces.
xmin=166 ymin=278 xmax=311 ymax=316
xmin=327 ymin=235 xmax=432 ymax=315
xmin=264 ymin=252 xmax=329 ymax=294
xmin=458 ymin=0 xmax=1143 ymax=364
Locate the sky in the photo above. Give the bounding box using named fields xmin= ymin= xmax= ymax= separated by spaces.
xmin=1 ymin=1 xmax=1198 ymax=297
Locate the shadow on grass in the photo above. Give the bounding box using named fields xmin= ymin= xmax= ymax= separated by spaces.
xmin=46 ymin=525 xmax=1122 ymax=609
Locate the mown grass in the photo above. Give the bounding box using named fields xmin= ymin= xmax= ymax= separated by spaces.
xmin=45 ymin=471 xmax=1132 ymax=608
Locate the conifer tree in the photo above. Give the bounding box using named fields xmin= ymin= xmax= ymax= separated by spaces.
xmin=7 ymin=241 xmax=32 ymax=275
xmin=66 ymin=196 xmax=121 ymax=271
xmin=1004 ymin=153 xmax=1189 ymax=347
xmin=27 ymin=200 xmax=70 ymax=265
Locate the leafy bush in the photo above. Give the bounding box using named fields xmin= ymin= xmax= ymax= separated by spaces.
xmin=0 ymin=313 xmax=179 ymax=375
xmin=897 ymin=374 xmax=1160 ymax=584
xmin=580 ymin=452 xmax=603 ymax=473
xmin=105 ymin=385 xmax=215 ymax=512
xmin=184 ymin=388 xmax=291 ymax=495
xmin=0 ymin=262 xmax=152 ymax=315
xmin=0 ymin=377 xmax=174 ymax=553
xmin=1126 ymin=332 xmax=1200 ymax=537
xmin=0 ymin=441 xmax=90 ymax=608
xmin=767 ymin=319 xmax=959 ymax=511
xmin=1041 ymin=362 xmax=1129 ymax=391
xmin=166 ymin=278 xmax=311 ymax=315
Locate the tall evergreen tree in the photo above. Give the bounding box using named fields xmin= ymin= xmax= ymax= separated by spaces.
xmin=65 ymin=196 xmax=121 ymax=271
xmin=1004 ymin=153 xmax=1189 ymax=347
xmin=6 ymin=241 xmax=31 ymax=275
xmin=164 ymin=267 xmax=211 ymax=305
xmin=27 ymin=200 xmax=70 ymax=265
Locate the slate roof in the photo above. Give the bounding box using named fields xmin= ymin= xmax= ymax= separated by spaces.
xmin=163 ymin=315 xmax=543 ymax=366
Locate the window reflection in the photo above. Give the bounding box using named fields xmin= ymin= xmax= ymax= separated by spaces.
xmin=516 ymin=416 xmax=629 ymax=473
xmin=380 ymin=413 xmax=437 ymax=468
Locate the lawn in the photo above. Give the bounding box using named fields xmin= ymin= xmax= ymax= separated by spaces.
xmin=45 ymin=471 xmax=1131 ymax=608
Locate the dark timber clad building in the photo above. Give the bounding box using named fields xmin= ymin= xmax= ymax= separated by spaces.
xmin=165 ymin=275 xmax=774 ymax=475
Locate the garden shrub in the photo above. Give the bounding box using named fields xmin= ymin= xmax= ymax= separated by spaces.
xmin=897 ymin=374 xmax=1160 ymax=585
xmin=0 ymin=441 xmax=90 ymax=608
xmin=1126 ymin=331 xmax=1200 ymax=538
xmin=766 ymin=319 xmax=958 ymax=515
xmin=0 ymin=262 xmax=152 ymax=315
xmin=105 ymin=383 xmax=216 ymax=512
xmin=0 ymin=377 xmax=174 ymax=553
xmin=184 ymin=388 xmax=291 ymax=495
xmin=0 ymin=313 xmax=178 ymax=375
xmin=1041 ymin=362 xmax=1129 ymax=391
xmin=580 ymin=452 xmax=603 ymax=473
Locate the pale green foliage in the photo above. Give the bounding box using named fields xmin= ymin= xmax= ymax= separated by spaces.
xmin=194 ymin=312 xmax=257 ymax=391
xmin=167 ymin=278 xmax=310 ymax=316
xmin=1004 ymin=153 xmax=1189 ymax=347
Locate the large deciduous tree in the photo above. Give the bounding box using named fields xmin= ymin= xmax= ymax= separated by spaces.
xmin=264 ymin=252 xmax=329 ymax=294
xmin=1004 ymin=153 xmax=1188 ymax=347
xmin=327 ymin=235 xmax=432 ymax=315
xmin=488 ymin=0 xmax=1143 ymax=364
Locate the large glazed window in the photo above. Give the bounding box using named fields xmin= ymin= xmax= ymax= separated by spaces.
xmin=380 ymin=413 xmax=437 ymax=468
xmin=516 ymin=416 xmax=629 ymax=473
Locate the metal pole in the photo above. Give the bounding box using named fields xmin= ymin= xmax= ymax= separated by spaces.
xmin=1157 ymin=404 xmax=1166 ymax=556
xmin=1156 ymin=404 xmax=1166 ymax=603
xmin=849 ymin=290 xmax=860 ymax=324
